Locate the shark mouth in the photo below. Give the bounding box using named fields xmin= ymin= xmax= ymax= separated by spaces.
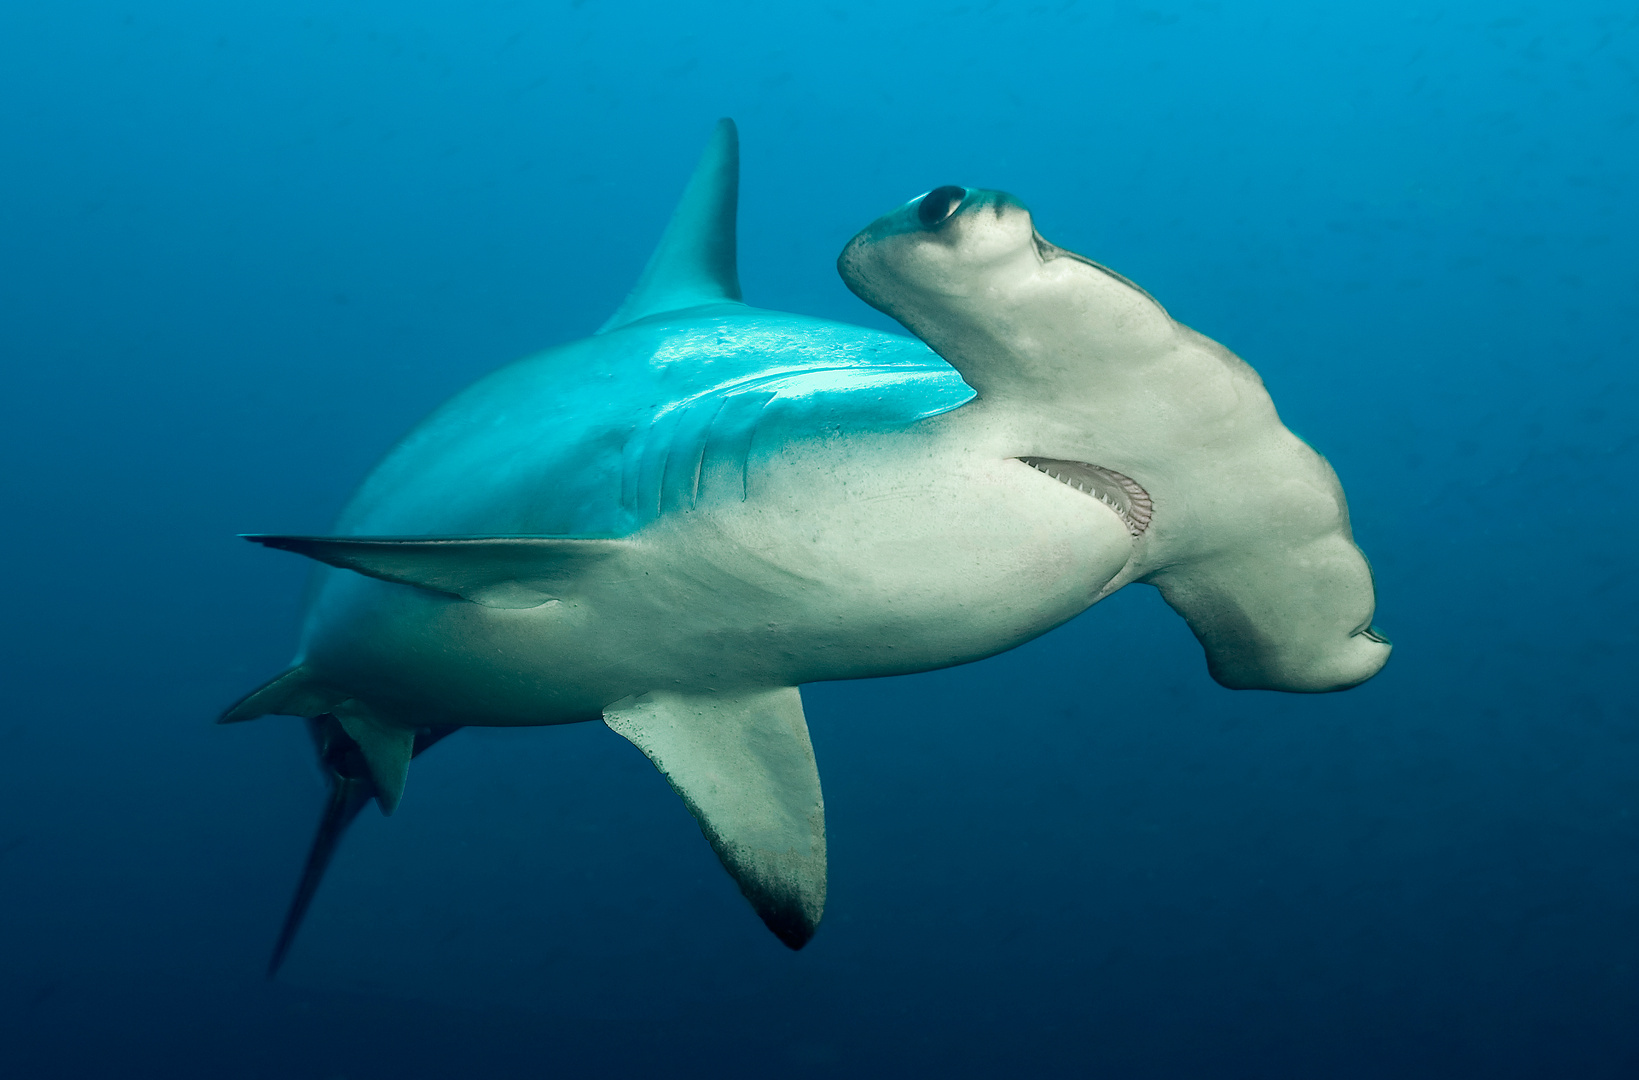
xmin=1018 ymin=457 xmax=1153 ymax=537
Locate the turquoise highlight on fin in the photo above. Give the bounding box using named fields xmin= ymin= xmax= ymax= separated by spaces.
xmin=600 ymin=118 xmax=743 ymax=333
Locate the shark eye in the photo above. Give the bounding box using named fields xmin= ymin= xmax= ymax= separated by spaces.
xmin=917 ymin=186 xmax=966 ymax=227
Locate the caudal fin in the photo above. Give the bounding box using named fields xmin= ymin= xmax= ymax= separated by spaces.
xmin=266 ymin=717 xmax=459 ymax=978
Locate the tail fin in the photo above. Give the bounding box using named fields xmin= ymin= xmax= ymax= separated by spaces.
xmin=599 ymin=118 xmax=742 ymax=333
xmin=266 ymin=715 xmax=374 ymax=978
xmin=266 ymin=717 xmax=458 ymax=978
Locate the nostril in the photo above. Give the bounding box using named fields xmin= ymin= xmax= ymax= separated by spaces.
xmin=917 ymin=186 xmax=966 ymax=227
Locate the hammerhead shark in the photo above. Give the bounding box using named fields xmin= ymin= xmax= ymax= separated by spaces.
xmin=225 ymin=120 xmax=1389 ymax=974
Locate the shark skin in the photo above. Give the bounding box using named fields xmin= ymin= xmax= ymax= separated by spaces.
xmin=838 ymin=186 xmax=1391 ymax=692
xmin=226 ymin=123 xmax=1388 ymax=973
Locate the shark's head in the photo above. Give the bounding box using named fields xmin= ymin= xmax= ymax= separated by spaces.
xmin=839 ymin=186 xmax=1038 ymax=321
xmin=840 ymin=186 xmax=1392 ymax=696
xmin=838 ymin=186 xmax=1177 ymax=412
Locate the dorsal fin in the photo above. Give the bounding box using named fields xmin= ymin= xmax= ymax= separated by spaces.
xmin=599 ymin=118 xmax=743 ymax=333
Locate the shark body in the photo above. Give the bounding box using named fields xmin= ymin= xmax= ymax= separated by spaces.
xmin=228 ymin=121 xmax=1388 ymax=971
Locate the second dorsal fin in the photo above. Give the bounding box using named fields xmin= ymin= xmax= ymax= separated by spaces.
xmin=600 ymin=118 xmax=743 ymax=333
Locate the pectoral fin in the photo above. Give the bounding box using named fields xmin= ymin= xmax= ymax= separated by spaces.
xmin=604 ymin=686 xmax=826 ymax=949
xmin=243 ymin=535 xmax=628 ymax=609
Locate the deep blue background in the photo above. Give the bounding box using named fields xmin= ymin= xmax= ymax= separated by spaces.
xmin=2 ymin=2 xmax=1635 ymax=1076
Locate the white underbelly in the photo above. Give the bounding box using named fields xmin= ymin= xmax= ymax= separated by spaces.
xmin=295 ymin=424 xmax=1137 ymax=726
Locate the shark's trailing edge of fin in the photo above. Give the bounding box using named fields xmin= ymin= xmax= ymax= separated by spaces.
xmin=604 ymin=686 xmax=826 ymax=949
xmin=599 ymin=118 xmax=743 ymax=333
xmin=219 ymin=665 xmax=346 ymax=724
xmin=267 ymin=718 xmax=459 ymax=978
xmin=242 ymin=535 xmax=628 ymax=609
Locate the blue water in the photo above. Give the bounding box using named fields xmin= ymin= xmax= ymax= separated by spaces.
xmin=2 ymin=2 xmax=1635 ymax=1076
